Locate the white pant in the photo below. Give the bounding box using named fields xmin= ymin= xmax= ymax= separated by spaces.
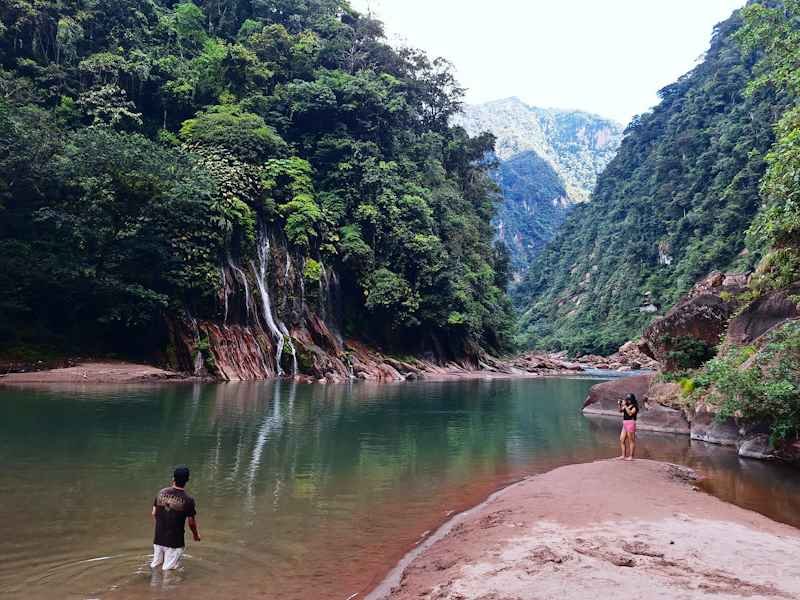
xmin=150 ymin=544 xmax=184 ymax=570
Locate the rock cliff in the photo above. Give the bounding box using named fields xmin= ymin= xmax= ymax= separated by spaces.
xmin=163 ymin=226 xmax=622 ymax=382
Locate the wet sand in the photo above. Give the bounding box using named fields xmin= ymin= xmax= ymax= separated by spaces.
xmin=370 ymin=460 xmax=800 ymax=600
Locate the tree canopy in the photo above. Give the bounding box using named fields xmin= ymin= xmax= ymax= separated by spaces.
xmin=0 ymin=0 xmax=513 ymax=359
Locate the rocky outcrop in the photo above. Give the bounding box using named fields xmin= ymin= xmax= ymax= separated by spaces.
xmin=737 ymin=434 xmax=775 ymax=460
xmin=172 ymin=249 xmax=620 ymax=382
xmin=165 ymin=224 xmax=619 ymax=383
xmin=726 ymin=284 xmax=800 ymax=346
xmin=576 ymin=339 xmax=659 ymax=371
xmin=581 ymin=374 xmax=690 ymax=434
xmin=581 ymin=377 xmax=780 ymax=448
xmin=582 ymin=271 xmax=800 ymax=464
xmin=690 ymin=404 xmax=739 ymax=446
xmin=642 ymin=272 xmax=746 ymax=369
xmin=582 ymin=374 xmax=654 ymax=411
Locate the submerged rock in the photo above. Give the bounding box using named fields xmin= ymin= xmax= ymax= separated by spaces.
xmin=738 ymin=434 xmax=775 ymax=460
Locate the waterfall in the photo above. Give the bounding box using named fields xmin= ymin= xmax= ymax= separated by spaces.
xmin=279 ymin=322 xmax=298 ymax=376
xmin=187 ymin=314 xmax=204 ymax=376
xmin=345 ymin=352 xmax=354 ymax=380
xmin=251 ymin=233 xmax=287 ymax=376
xmin=228 ymin=255 xmax=252 ymax=319
xmin=282 ymin=251 xmax=298 ymax=376
xmin=220 ymin=266 xmax=229 ymax=324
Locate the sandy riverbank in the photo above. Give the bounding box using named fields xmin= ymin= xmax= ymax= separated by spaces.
xmin=0 ymin=358 xmax=635 ymax=385
xmin=0 ymin=361 xmax=190 ymax=384
xmin=369 ymin=459 xmax=800 ymax=600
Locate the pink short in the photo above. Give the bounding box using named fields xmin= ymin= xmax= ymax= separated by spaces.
xmin=623 ymin=420 xmax=636 ymax=433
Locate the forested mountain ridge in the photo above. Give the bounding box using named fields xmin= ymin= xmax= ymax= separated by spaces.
xmin=514 ymin=5 xmax=791 ymax=355
xmin=494 ymin=150 xmax=569 ymax=276
xmin=0 ymin=0 xmax=514 ymax=376
xmin=454 ymin=98 xmax=622 ymax=275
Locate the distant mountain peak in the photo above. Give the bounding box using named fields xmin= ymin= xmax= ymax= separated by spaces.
xmin=453 ymin=99 xmax=623 ymax=201
xmin=470 ymin=98 xmax=622 ymax=129
xmin=452 ymin=99 xmax=624 ymax=277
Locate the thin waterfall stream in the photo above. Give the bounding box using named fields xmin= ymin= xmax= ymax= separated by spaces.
xmin=251 ymin=231 xmax=297 ymax=376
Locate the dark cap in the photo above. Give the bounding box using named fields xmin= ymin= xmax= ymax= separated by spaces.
xmin=173 ymin=465 xmax=190 ymax=486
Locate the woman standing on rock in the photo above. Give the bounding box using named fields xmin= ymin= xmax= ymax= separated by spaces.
xmin=618 ymin=393 xmax=639 ymax=460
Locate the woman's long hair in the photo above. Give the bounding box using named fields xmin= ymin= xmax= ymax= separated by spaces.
xmin=625 ymin=393 xmax=639 ymax=411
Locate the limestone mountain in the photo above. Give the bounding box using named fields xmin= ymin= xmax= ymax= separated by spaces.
xmin=454 ymin=98 xmax=623 ymax=274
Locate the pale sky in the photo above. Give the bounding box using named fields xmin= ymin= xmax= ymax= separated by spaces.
xmin=349 ymin=0 xmax=746 ymax=125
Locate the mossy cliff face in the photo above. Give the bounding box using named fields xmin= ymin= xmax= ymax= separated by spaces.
xmin=167 ymin=229 xmax=454 ymax=382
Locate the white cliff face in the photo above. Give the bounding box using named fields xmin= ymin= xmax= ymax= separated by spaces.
xmin=453 ymin=97 xmax=623 ymax=203
xmin=452 ymin=98 xmax=624 ymax=277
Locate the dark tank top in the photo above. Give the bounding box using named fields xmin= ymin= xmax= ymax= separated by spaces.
xmin=623 ymin=405 xmax=638 ymax=420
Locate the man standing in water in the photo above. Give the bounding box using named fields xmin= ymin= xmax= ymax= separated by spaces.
xmin=151 ymin=466 xmax=201 ymax=571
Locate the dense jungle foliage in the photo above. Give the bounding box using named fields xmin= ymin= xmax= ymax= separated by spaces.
xmin=0 ymin=0 xmax=513 ymax=359
xmin=514 ymin=4 xmax=791 ymax=355
xmin=694 ymin=0 xmax=800 ymax=443
xmin=494 ymin=150 xmax=568 ymax=276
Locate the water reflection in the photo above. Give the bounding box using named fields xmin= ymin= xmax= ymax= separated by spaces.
xmin=0 ymin=378 xmax=797 ymax=600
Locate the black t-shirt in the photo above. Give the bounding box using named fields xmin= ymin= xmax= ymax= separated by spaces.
xmin=153 ymin=487 xmax=196 ymax=548
xmin=623 ymin=405 xmax=638 ymax=421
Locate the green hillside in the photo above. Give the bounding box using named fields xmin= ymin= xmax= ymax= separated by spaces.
xmin=514 ymin=7 xmax=789 ymax=355
xmin=494 ymin=151 xmax=569 ymax=276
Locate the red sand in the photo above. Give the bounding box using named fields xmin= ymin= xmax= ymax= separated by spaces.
xmin=0 ymin=361 xmax=187 ymax=383
xmin=369 ymin=460 xmax=800 ymax=600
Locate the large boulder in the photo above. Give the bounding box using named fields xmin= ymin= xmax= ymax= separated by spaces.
xmin=642 ymin=272 xmax=746 ymax=370
xmin=582 ymin=374 xmax=654 ymax=411
xmin=726 ymin=284 xmax=800 ymax=346
xmin=737 ymin=434 xmax=775 ymax=460
xmin=582 ymin=374 xmax=689 ymax=434
xmin=690 ymin=403 xmax=739 ymax=446
xmin=606 ymin=339 xmax=660 ymax=370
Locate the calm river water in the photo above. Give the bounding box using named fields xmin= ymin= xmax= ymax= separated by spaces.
xmin=1 ymin=377 xmax=798 ymax=600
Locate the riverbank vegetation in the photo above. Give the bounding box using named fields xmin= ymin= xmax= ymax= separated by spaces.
xmin=694 ymin=1 xmax=800 ymax=444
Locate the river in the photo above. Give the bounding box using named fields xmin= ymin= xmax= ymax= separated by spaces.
xmin=1 ymin=377 xmax=798 ymax=600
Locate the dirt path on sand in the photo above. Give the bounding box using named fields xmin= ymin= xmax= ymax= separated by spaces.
xmin=369 ymin=459 xmax=800 ymax=600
